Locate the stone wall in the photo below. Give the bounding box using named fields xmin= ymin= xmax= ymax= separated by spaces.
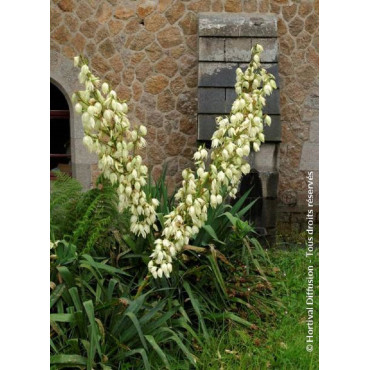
xmin=50 ymin=0 xmax=319 ymax=227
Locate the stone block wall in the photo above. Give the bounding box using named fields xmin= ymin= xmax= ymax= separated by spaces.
xmin=50 ymin=0 xmax=319 ymax=232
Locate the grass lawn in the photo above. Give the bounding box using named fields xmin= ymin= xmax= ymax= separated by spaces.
xmin=169 ymin=247 xmax=319 ymax=370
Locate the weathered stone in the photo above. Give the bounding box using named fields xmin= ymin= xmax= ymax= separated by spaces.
xmin=151 ymin=165 xmax=163 ymax=181
xmin=58 ymin=0 xmax=73 ymax=12
xmin=259 ymin=171 xmax=279 ymax=198
xmin=177 ymin=91 xmax=197 ymax=115
xmin=99 ymin=38 xmax=115 ymax=58
xmin=225 ymin=38 xmax=252 ymax=62
xmin=80 ymin=20 xmax=99 ymax=38
xmin=175 ymin=12 xmax=194 ymax=35
xmin=155 ymin=57 xmax=178 ymax=77
xmin=157 ymin=26 xmax=183 ymax=48
xmin=145 ymin=13 xmax=167 ymax=32
xmin=169 ymin=45 xmax=186 ymax=59
xmin=259 ymin=199 xmax=277 ymax=228
xmin=145 ymin=42 xmax=163 ymax=62
xmin=91 ymin=54 xmax=111 ymax=75
xmin=199 ymin=37 xmax=224 ymax=61
xmin=179 ymin=54 xmax=197 ymax=76
xmin=96 ymin=26 xmax=110 ymax=44
xmin=85 ymin=42 xmax=95 ymax=58
xmin=296 ymin=64 xmax=317 ymax=88
xmin=305 ymin=13 xmax=319 ymax=34
xmin=96 ymin=2 xmax=112 ymax=23
xmin=197 ymin=114 xmax=217 ymax=141
xmin=188 ymin=0 xmax=211 ymax=12
xmin=108 ymin=20 xmax=124 ymax=35
xmin=157 ymin=127 xmax=168 ymax=145
xmin=254 ymin=143 xmax=279 ymax=171
xmin=281 ymin=103 xmax=301 ymax=122
xmin=131 ymin=52 xmax=146 ymax=65
xmin=141 ymin=93 xmax=157 ymax=110
xmin=105 ymin=70 xmax=121 ymax=87
xmin=125 ymin=18 xmax=142 ymax=33
xmin=158 ymin=0 xmax=171 ymax=12
xmin=147 ymin=144 xmax=165 ymax=165
xmin=277 ymin=17 xmax=287 ymax=36
xmin=258 ymin=0 xmax=269 ymax=12
xmin=64 ymin=14 xmax=79 ymax=32
xmin=314 ymin=0 xmax=319 ymax=14
xmin=109 ymin=54 xmax=124 ymax=73
xmin=185 ymin=35 xmax=198 ymax=52
xmin=182 ymin=145 xmax=196 ymax=159
xmin=165 ymin=132 xmax=186 ymax=156
xmin=122 ymin=66 xmax=135 ymax=85
xmin=244 ymin=0 xmax=257 ymax=12
xmin=185 ymin=70 xmax=198 ymax=88
xmin=296 ymin=31 xmax=312 ymax=49
xmin=138 ymin=0 xmax=156 ymax=18
xmin=179 ymin=155 xmax=195 ymax=172
xmin=170 ymin=76 xmax=186 ymax=95
xmin=308 ymin=119 xmax=319 ymax=143
xmin=199 ymin=13 xmax=277 ymax=37
xmin=135 ymin=104 xmax=146 ymax=123
xmin=198 ymin=62 xmax=238 ymax=87
xmin=180 ymin=116 xmax=196 ymax=135
xmin=305 ymin=46 xmax=319 ymax=68
xmin=144 ymin=75 xmax=169 ymax=94
xmin=157 ymin=89 xmax=176 ymax=111
xmin=165 ymin=111 xmax=181 ymax=131
xmin=212 ymin=0 xmax=223 ymax=12
xmin=50 ymin=8 xmax=62 ymax=29
xmin=165 ymin=1 xmax=185 ymax=24
xmin=76 ymin=1 xmax=93 ymax=21
xmin=289 ymin=16 xmax=304 ymax=37
xmin=145 ymin=125 xmax=157 ymax=144
xmin=282 ymin=4 xmax=297 ymax=22
xmin=285 ymin=82 xmax=306 ymax=104
xmin=299 ymin=142 xmax=319 ymax=170
xmin=116 ymin=84 xmax=132 ymax=101
xmin=264 ymin=116 xmax=282 ymax=142
xmin=132 ymin=81 xmax=143 ymax=101
xmin=279 ymin=34 xmax=295 ymax=56
xmin=146 ymin=111 xmax=163 ymax=127
xmin=127 ymin=29 xmax=155 ymax=50
xmin=225 ymin=0 xmax=242 ymax=12
xmin=62 ymin=45 xmax=75 ymax=58
xmin=52 ymin=25 xmax=71 ymax=43
xmin=50 ymin=40 xmax=61 ymax=53
xmin=114 ymin=6 xmax=135 ymax=19
xmin=165 ymin=157 xmax=179 ymax=176
xmin=298 ymin=1 xmax=313 ymax=18
xmin=198 ymin=88 xmax=225 ymax=113
xmin=312 ymin=31 xmax=319 ymax=52
xmin=71 ymin=33 xmax=86 ymax=53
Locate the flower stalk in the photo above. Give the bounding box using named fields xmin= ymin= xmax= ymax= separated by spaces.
xmin=147 ymin=44 xmax=277 ymax=278
xmin=72 ymin=56 xmax=159 ymax=238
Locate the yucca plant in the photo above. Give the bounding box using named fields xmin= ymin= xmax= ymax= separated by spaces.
xmin=50 ymin=241 xmax=198 ymax=369
xmin=50 ymin=165 xmax=280 ymax=369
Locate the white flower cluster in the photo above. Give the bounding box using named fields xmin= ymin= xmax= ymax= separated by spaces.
xmin=148 ymin=44 xmax=277 ymax=278
xmin=72 ymin=56 xmax=159 ymax=238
